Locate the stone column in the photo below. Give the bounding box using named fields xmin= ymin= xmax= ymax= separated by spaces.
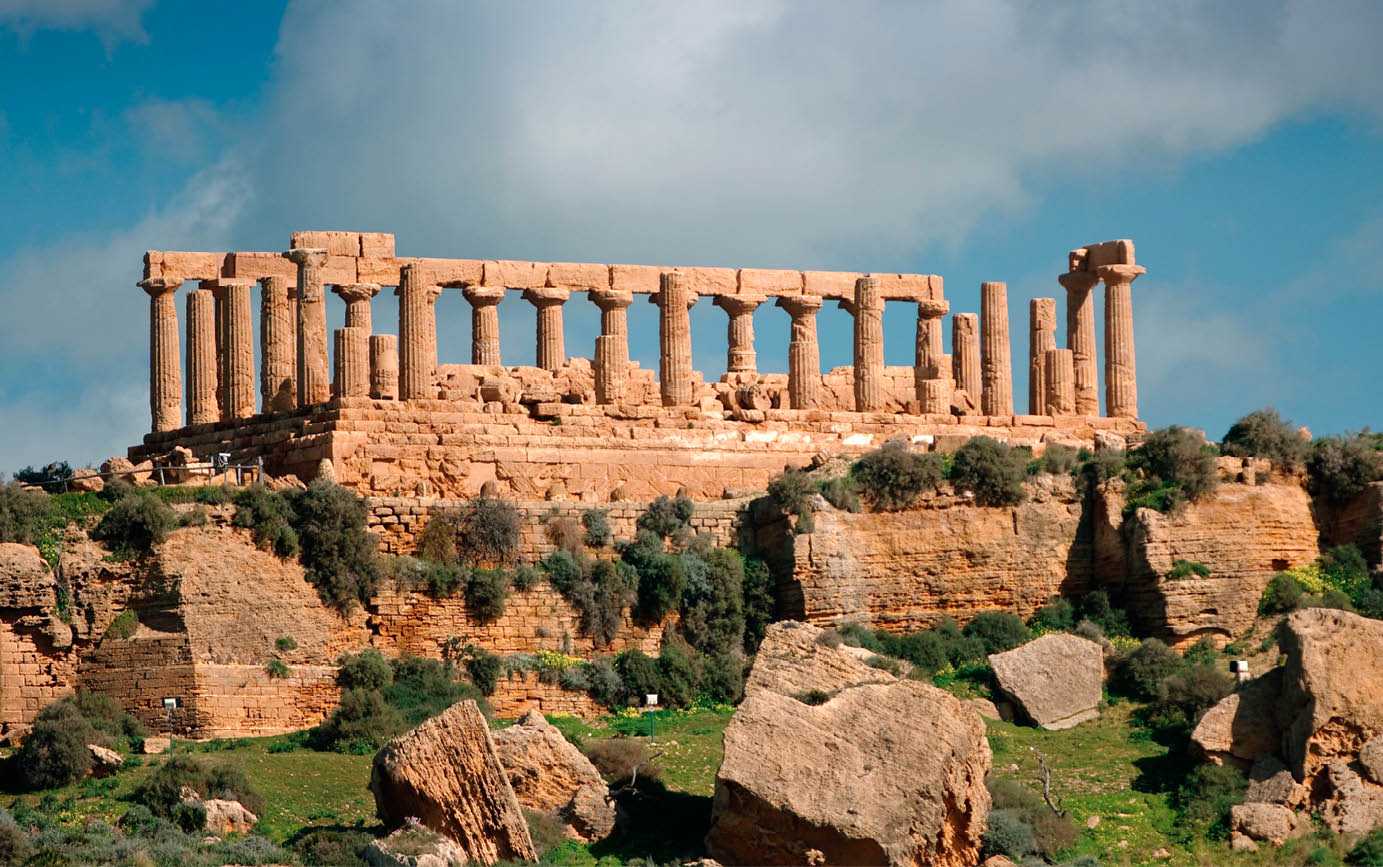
xmin=853 ymin=277 xmax=885 ymax=412
xmin=370 ymin=334 xmax=399 ymax=400
xmin=185 ymin=287 xmax=218 ymax=425
xmin=652 ymin=272 xmax=696 ymax=407
xmin=980 ymin=281 xmax=1013 ymax=416
xmin=1028 ymin=297 xmax=1057 ymax=416
xmin=462 ymin=286 xmax=505 ymax=366
xmin=289 ymin=248 xmax=330 ymax=406
xmin=713 ymin=295 xmax=763 ymax=375
xmin=1058 ymin=271 xmax=1100 ymax=415
xmin=952 ymin=313 xmax=981 ymax=403
xmin=522 ymin=287 xmax=570 ymax=372
xmin=1044 ymin=348 xmax=1076 ymax=416
xmin=334 ymin=326 xmax=369 ymax=398
xmin=1099 ymin=263 xmax=1145 ymax=419
xmin=914 ymin=299 xmax=950 ymax=412
xmin=221 ymin=280 xmax=255 ymax=420
xmin=398 ymin=264 xmax=442 ymax=401
xmin=141 ymin=277 xmax=184 ymax=433
xmin=591 ymin=289 xmax=633 ymax=404
xmin=259 ymin=276 xmax=297 ymax=412
xmin=333 ymin=283 xmax=380 ymax=333
xmin=776 ymin=294 xmax=823 ymax=409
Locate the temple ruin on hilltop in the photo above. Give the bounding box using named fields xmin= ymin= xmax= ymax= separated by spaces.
xmin=131 ymin=232 xmax=1146 ymax=499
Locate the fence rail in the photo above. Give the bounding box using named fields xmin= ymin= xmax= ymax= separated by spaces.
xmin=41 ymin=456 xmax=267 ymax=492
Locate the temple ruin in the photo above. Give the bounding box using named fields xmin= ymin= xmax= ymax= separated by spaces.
xmin=131 ymin=232 xmax=1145 ymax=499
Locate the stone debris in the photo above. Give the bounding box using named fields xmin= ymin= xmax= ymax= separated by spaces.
xmin=490 ymin=708 xmax=615 ymax=842
xmin=988 ymin=633 xmax=1102 ymax=730
xmin=87 ymin=744 xmax=124 ymax=777
xmin=364 ymin=823 xmax=467 ymax=867
xmin=1229 ymin=802 xmax=1310 ymax=846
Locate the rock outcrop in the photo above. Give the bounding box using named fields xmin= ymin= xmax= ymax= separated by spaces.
xmin=988 ymin=634 xmax=1102 ymax=730
xmin=365 ymin=823 xmax=466 ymax=867
xmin=201 ymin=798 xmax=259 ymax=835
xmin=370 ymin=701 xmax=537 ymax=865
xmin=706 ymin=622 xmax=991 ymax=867
xmin=1190 ymin=668 xmax=1282 ymax=769
xmin=0 ymin=544 xmax=56 ymax=609
xmin=490 ymin=708 xmax=616 ymax=842
xmin=1229 ymin=802 xmax=1309 ymax=847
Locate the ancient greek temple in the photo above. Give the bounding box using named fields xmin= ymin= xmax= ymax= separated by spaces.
xmin=132 ymin=232 xmax=1144 ymax=499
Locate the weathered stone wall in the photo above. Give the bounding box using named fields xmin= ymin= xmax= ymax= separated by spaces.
xmin=1323 ymin=481 xmax=1383 ymax=568
xmin=0 ymin=617 xmax=77 ymax=738
xmin=489 ymin=670 xmax=606 ymax=719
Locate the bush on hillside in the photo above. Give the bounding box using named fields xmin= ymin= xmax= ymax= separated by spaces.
xmin=92 ymin=491 xmax=176 ymax=558
xmin=679 ymin=548 xmax=746 ymax=655
xmin=981 ymin=809 xmax=1035 ymax=860
xmin=986 ymin=776 xmax=1079 ymax=859
xmin=310 ymin=687 xmax=405 ymax=753
xmin=818 ymin=476 xmax=861 ymax=512
xmin=464 ymin=568 xmax=510 ymax=622
xmin=1309 ymin=435 xmax=1382 ymax=505
xmin=1030 ymin=597 xmax=1075 ymax=631
xmin=1116 ymin=638 xmax=1182 ymax=699
xmin=1166 ymin=559 xmax=1211 ymax=581
xmin=584 ymin=738 xmax=662 ymax=788
xmin=415 ymin=513 xmax=459 ymax=565
xmin=16 ymin=692 xmax=145 ymax=790
xmin=385 ymin=655 xmax=484 ymax=725
xmin=231 ymin=486 xmax=299 ymax=557
xmin=1157 ymin=662 xmax=1234 ymax=724
xmin=104 ymin=609 xmax=138 ymax=640
xmin=1349 ymin=828 xmax=1383 ymax=866
xmin=765 ymin=469 xmax=816 ymax=532
xmin=0 ymin=481 xmax=50 ymax=545
xmin=463 ymin=647 xmax=502 ymax=696
xmin=544 ymin=515 xmax=583 ymax=554
xmin=1221 ymin=408 xmax=1309 ymax=465
xmin=623 ymin=531 xmax=686 ymax=624
xmin=457 ymin=495 xmax=520 ymax=564
xmin=289 ymin=481 xmax=379 ymax=611
xmin=1079 ymin=590 xmax=1132 ymax=637
xmin=962 ymin=611 xmax=1030 ymax=654
xmin=569 ymin=558 xmax=636 ymax=646
xmin=951 ymin=437 xmax=1027 ymax=507
xmin=636 ymin=494 xmax=694 ymax=540
xmin=582 ymin=508 xmax=612 ymax=548
xmin=132 ymin=755 xmax=264 ymax=818
xmin=1125 ymin=425 xmax=1218 ymax=513
xmin=1036 ymin=443 xmax=1081 ymax=475
xmin=339 ymin=648 xmax=393 ymax=691
xmin=1174 ymin=762 xmax=1246 ymax=831
xmin=614 ymin=650 xmax=661 ymax=705
xmin=851 ymin=440 xmax=944 ymax=510
xmin=14 ymin=462 xmax=73 ymax=493
xmin=741 ymin=557 xmax=776 ymax=653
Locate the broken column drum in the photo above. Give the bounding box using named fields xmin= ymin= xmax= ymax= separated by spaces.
xmin=714 ymin=295 xmax=763 ymax=375
xmin=1028 ymin=297 xmax=1057 ymax=416
xmin=591 ymin=289 xmax=633 ymax=405
xmin=1044 ymin=348 xmax=1076 ymax=416
xmin=915 ymin=298 xmax=951 ymax=413
xmin=952 ymin=312 xmax=981 ymax=403
xmin=370 ymin=334 xmax=399 ymax=400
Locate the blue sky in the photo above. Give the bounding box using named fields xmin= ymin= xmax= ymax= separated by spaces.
xmin=1 ymin=0 xmax=1380 ymax=471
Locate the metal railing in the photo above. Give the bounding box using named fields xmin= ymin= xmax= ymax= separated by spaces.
xmin=49 ymin=455 xmax=266 ymax=492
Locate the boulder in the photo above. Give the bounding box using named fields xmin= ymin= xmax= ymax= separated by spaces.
xmin=962 ymin=698 xmax=1000 ymax=720
xmin=201 ymin=798 xmax=258 ymax=835
xmin=1190 ymin=668 xmax=1282 ymax=769
xmin=706 ymin=622 xmax=991 ymax=867
xmin=365 ymin=824 xmax=466 ymax=867
xmin=1229 ymin=803 xmax=1309 ymax=845
xmin=987 ymin=634 xmax=1102 ymax=730
xmin=1319 ymin=760 xmax=1383 ymax=835
xmin=370 ymin=701 xmax=537 ymax=865
xmin=1278 ymin=608 xmax=1383 ymax=780
xmin=1361 ymin=736 xmax=1383 ymax=785
xmin=0 ymin=543 xmax=56 ymax=610
xmin=490 ymin=709 xmax=616 ymax=842
xmin=99 ymin=456 xmax=134 ymax=479
xmin=161 ymin=446 xmax=200 ymax=483
xmin=1244 ymin=754 xmax=1307 ymax=808
xmin=87 ymin=744 xmax=124 ymax=777
xmin=67 ymin=471 xmax=103 ymax=493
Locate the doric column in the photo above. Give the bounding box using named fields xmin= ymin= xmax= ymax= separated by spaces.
xmin=522 ymin=287 xmax=570 ymax=372
xmin=140 ymin=277 xmax=184 ymax=433
xmin=1028 ymin=297 xmax=1057 ymax=415
xmin=952 ymin=313 xmax=981 ymax=403
xmin=334 ymin=326 xmax=369 ymax=398
xmin=398 ymin=264 xmax=442 ymax=401
xmin=185 ymin=287 xmax=218 ymax=425
xmin=980 ymin=281 xmax=1013 ymax=416
xmin=652 ymin=272 xmax=696 ymax=407
xmin=1044 ymin=348 xmax=1076 ymax=416
xmin=776 ymin=294 xmax=823 ymax=409
xmin=204 ymin=279 xmax=227 ymax=417
xmin=591 ymin=289 xmax=633 ymax=405
xmin=370 ymin=334 xmax=399 ymax=400
xmin=221 ymin=280 xmax=255 ymax=420
xmin=1058 ymin=271 xmax=1100 ymax=415
xmin=462 ymin=285 xmax=505 ymax=366
xmin=288 ymin=248 xmax=330 ymax=406
xmin=713 ymin=295 xmax=763 ymax=375
xmin=259 ymin=276 xmax=297 ymax=412
xmin=333 ymin=283 xmax=380 ymax=333
xmin=1099 ymin=263 xmax=1145 ymax=419
xmin=914 ymin=298 xmax=951 ymax=412
xmin=853 ymin=277 xmax=885 ymax=412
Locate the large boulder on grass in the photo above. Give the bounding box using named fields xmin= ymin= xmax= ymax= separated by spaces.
xmin=706 ymin=622 xmax=991 ymax=867
xmin=987 ymin=634 xmax=1102 ymax=730
xmin=370 ymin=701 xmax=537 ymax=865
xmin=490 ymin=709 xmax=615 ymax=842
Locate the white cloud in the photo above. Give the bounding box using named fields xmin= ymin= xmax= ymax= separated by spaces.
xmin=0 ymin=0 xmax=153 ymax=48
xmin=0 ymin=383 xmax=147 ymax=473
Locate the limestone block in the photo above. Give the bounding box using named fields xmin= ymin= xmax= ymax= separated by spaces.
xmin=160 ymin=251 xmax=225 ymax=280
xmin=988 ymin=634 xmax=1102 ymax=730
xmin=359 ymin=232 xmax=396 ymax=258
xmin=737 ymin=268 xmax=802 ymax=294
xmin=290 ymin=230 xmax=361 ymax=257
xmin=484 ymin=260 xmax=548 ymax=288
xmin=224 ymin=251 xmax=298 ymax=283
xmin=546 ymin=262 xmax=608 ymax=290
xmin=610 ymin=264 xmax=662 ymax=293
xmin=864 ymin=272 xmax=931 ymax=300
xmin=672 ymin=266 xmax=736 ymax=294
xmin=802 ymin=270 xmax=863 ymax=300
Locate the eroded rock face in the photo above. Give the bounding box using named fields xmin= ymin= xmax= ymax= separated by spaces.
xmin=1320 ymin=761 xmax=1383 ymax=835
xmin=364 ymin=824 xmax=466 ymax=867
xmin=706 ymin=622 xmax=991 ymax=867
xmin=490 ymin=708 xmax=615 ymax=842
xmin=1229 ymin=803 xmax=1309 ymax=845
xmin=988 ymin=634 xmax=1102 ymax=730
xmin=201 ymin=798 xmax=258 ymax=835
xmin=0 ymin=543 xmax=56 ymax=610
xmin=370 ymin=701 xmax=537 ymax=865
xmin=1190 ymin=669 xmax=1282 ymax=769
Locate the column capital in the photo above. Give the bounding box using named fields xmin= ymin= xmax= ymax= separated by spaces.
xmin=462 ymin=285 xmax=506 ymax=307
xmin=332 ymin=282 xmax=381 ymax=303
xmin=648 ymin=290 xmax=698 ymax=309
xmin=286 ymin=248 xmax=328 ymax=267
xmin=139 ymin=277 xmax=184 ymax=297
xmin=775 ymin=293 xmax=823 ymax=316
xmin=521 ymin=286 xmax=571 ymax=306
xmin=590 ymin=288 xmax=634 ymax=311
xmin=1057 ymin=270 xmax=1100 ymax=294
xmin=1096 ymin=263 xmax=1146 ymax=286
xmin=917 ymin=298 xmax=949 ymax=319
xmin=713 ymin=294 xmax=766 ymax=315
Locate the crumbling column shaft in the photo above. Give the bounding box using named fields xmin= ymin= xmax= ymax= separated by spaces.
xmin=1101 ymin=264 xmax=1143 ymax=418
xmin=222 ymin=281 xmax=255 ymax=420
xmin=1029 ymin=297 xmax=1057 ymax=416
xmin=952 ymin=313 xmax=981 ymax=403
xmin=914 ymin=299 xmax=951 ymax=412
xmin=853 ymin=278 xmax=884 ymax=412
xmin=980 ymin=281 xmax=1013 ymax=416
xmin=1059 ymin=272 xmax=1100 ymax=415
xmin=1044 ymin=348 xmax=1076 ymax=415
xmin=714 ymin=296 xmax=762 ymax=374
xmin=334 ymin=283 xmax=380 ymax=334
xmin=591 ymin=290 xmax=633 ymax=405
xmin=523 ymin=287 xmax=570 ymax=372
xmin=655 ymin=273 xmax=695 ymax=407
xmin=370 ymin=334 xmax=399 ymax=400
xmin=777 ymin=295 xmax=823 ymax=409
xmin=334 ymin=326 xmax=369 ymax=398
xmin=463 ymin=286 xmax=505 ymax=366
xmin=398 ymin=265 xmax=441 ymax=401
xmin=260 ymin=276 xmax=297 ymax=412
xmin=186 ymin=288 xmax=217 ymax=425
xmin=291 ymin=250 xmax=331 ymax=406
xmin=142 ymin=278 xmax=183 ymax=433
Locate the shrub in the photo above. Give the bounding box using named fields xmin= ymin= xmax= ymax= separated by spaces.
xmin=698 ymin=651 xmax=744 ymax=703
xmin=742 ymin=558 xmax=776 ymax=653
xmin=92 ymin=491 xmax=176 ymax=558
xmin=679 ymin=548 xmax=746 ymax=655
xmin=170 ymin=800 xmax=206 ymax=833
xmin=656 ymin=643 xmax=699 ymax=708
xmin=582 ymin=509 xmax=612 ymax=548
xmin=1116 ymin=638 xmax=1182 ymax=699
xmin=415 ymin=513 xmax=459 ymax=565
xmin=1031 ymin=597 xmax=1075 ymax=632
xmin=852 ymin=440 xmax=944 ymax=510
xmin=1260 ymin=572 xmax=1304 ymax=614
xmin=628 ymin=536 xmax=687 ymax=624
xmin=525 ymin=807 xmax=570 ymax=859
xmin=1166 ymin=559 xmax=1211 ymax=581
xmin=1175 ymin=762 xmax=1246 ymax=829
xmin=310 ymin=687 xmax=405 ymax=753
xmin=132 ymin=755 xmax=265 ymax=817
xmin=636 ymin=494 xmax=694 ymax=540
xmin=796 ymin=689 xmax=832 ymax=705
xmin=1310 ymin=435 xmax=1383 ymax=505
xmin=465 ymin=568 xmax=510 ymax=622
xmin=1079 ymin=590 xmax=1132 ymax=637
xmin=571 ymin=558 xmax=636 ymax=646
xmin=1037 ymin=443 xmax=1080 ymax=475
xmin=338 ymin=649 xmax=393 ymax=691
xmin=15 ymin=461 xmax=73 ymax=493
xmin=544 ymin=515 xmax=583 ymax=554
xmin=512 ymin=564 xmax=538 ymax=592
xmin=986 ymin=776 xmax=1079 ymax=859
xmin=866 ymin=655 xmax=902 ymax=676
xmin=292 ymin=828 xmax=376 ymax=867
xmin=1222 ymin=408 xmax=1310 ymax=465
xmin=584 ymin=738 xmax=662 ymax=787
xmin=386 ymin=655 xmax=484 ymax=725
xmin=615 ymin=650 xmax=661 ymax=705
xmin=585 ymin=658 xmax=626 ymax=708
xmin=231 ymin=486 xmax=299 ymax=557
xmin=0 ymin=481 xmax=50 ymax=545
xmin=982 ymin=809 xmax=1036 ymax=860
xmin=289 ymin=481 xmax=379 ymax=611
xmin=1320 ymin=544 xmax=1372 ymax=605
xmin=1157 ymin=662 xmax=1234 ymax=723
xmin=264 ymin=660 xmax=291 ymax=679
xmin=104 ymin=609 xmax=138 ymax=640
xmin=0 ymin=810 xmax=30 ymax=866
xmin=1349 ymin=828 xmax=1383 ymax=866
xmin=275 ymin=636 xmax=297 ymax=652
xmin=17 ymin=703 xmax=94 ymax=788
xmin=951 ymin=437 xmax=1028 ymax=507
xmin=464 ymin=647 xmax=502 ymax=696
xmin=765 ymin=469 xmax=816 ymax=532
xmin=1125 ymin=425 xmax=1218 ymax=513
xmin=457 ymin=496 xmax=520 ymax=564
xmin=962 ymin=611 xmax=1030 ymax=654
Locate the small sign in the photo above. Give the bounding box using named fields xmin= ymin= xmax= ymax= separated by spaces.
xmin=162 ymin=696 xmax=181 ymax=710
xmin=645 ymin=693 xmax=658 ymax=707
